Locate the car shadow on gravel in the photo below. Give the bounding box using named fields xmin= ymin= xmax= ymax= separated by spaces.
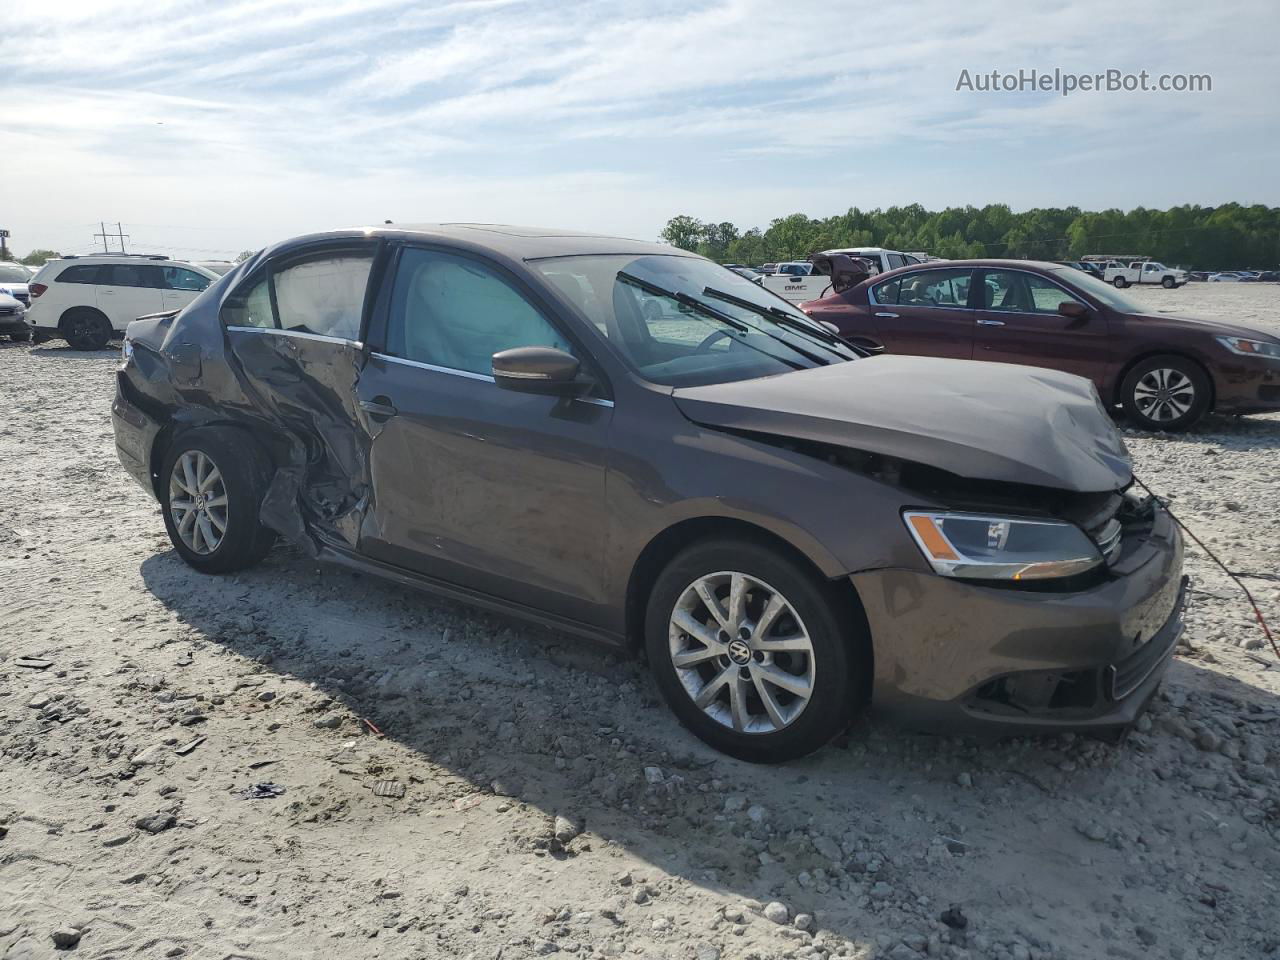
xmin=136 ymin=542 xmax=1280 ymax=953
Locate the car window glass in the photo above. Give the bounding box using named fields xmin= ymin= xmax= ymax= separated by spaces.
xmin=56 ymin=264 xmax=101 ymax=284
xmin=107 ymin=264 xmax=148 ymax=287
xmin=273 ymin=253 xmax=372 ymax=340
xmin=887 ymin=254 xmax=906 ymax=269
xmin=163 ymin=267 xmax=211 ymax=291
xmin=871 ymin=276 xmax=901 ymax=304
xmin=387 ymin=249 xmax=573 ymax=376
xmin=898 ymin=269 xmax=970 ymax=306
xmin=221 ymin=276 xmax=275 ymax=328
xmin=983 ymin=271 xmax=1083 ymax=313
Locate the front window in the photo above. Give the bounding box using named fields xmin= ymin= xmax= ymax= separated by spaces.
xmin=532 ymin=254 xmax=857 ymax=387
xmin=980 ymin=270 xmax=1085 ymax=313
xmin=1046 ymin=267 xmax=1145 ymax=312
xmin=385 ymin=249 xmax=574 ymax=376
xmin=162 ymin=266 xmax=212 ymax=292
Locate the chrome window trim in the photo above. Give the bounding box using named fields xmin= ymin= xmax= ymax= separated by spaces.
xmin=372 ymin=352 xmax=615 ymax=406
xmin=372 ymin=352 xmax=496 ymax=383
xmin=225 ymin=325 xmax=361 ymax=346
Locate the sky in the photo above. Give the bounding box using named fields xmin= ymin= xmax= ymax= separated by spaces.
xmin=3 ymin=0 xmax=1278 ymax=260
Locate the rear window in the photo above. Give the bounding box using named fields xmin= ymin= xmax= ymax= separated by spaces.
xmin=55 ymin=264 xmax=104 ymax=284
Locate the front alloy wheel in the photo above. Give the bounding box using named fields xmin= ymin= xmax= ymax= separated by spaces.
xmin=1120 ymin=355 xmax=1210 ymax=432
xmin=669 ymin=571 xmax=815 ymax=734
xmin=646 ymin=538 xmax=869 ymax=763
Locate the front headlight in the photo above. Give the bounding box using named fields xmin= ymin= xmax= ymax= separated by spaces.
xmin=1216 ymin=336 xmax=1280 ymax=360
xmin=903 ymin=511 xmax=1102 ymax=581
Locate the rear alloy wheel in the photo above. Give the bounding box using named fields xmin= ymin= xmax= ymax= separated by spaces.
xmin=1113 ymin=276 xmax=1128 ymax=288
xmin=646 ymin=538 xmax=868 ymax=763
xmin=160 ymin=428 xmax=276 ymax=573
xmin=63 ymin=309 xmax=112 ymax=350
xmin=1121 ymin=355 xmax=1210 ymax=432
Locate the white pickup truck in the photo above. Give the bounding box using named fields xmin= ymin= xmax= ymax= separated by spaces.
xmin=757 ymin=248 xmax=922 ymax=302
xmin=1102 ymin=260 xmax=1188 ymax=289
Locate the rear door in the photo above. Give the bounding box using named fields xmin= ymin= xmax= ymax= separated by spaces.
xmin=355 ymin=245 xmax=613 ymax=626
xmin=972 ymin=268 xmax=1110 ymax=388
xmin=97 ymin=263 xmax=164 ymax=329
xmin=864 ymin=267 xmax=976 ymax=359
xmin=219 ymin=241 xmax=378 ymax=549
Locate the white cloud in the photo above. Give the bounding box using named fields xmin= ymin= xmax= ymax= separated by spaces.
xmin=6 ymin=0 xmax=1276 ymax=257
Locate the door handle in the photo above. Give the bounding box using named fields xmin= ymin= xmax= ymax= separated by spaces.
xmin=874 ymin=311 xmax=899 ymax=318
xmin=359 ymin=396 xmax=398 ymax=420
xmin=976 ymin=318 xmax=1006 ymax=326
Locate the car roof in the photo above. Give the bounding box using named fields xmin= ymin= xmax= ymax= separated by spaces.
xmin=262 ymin=223 xmax=691 ymax=262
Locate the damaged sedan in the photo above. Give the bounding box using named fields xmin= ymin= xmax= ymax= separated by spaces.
xmin=112 ymin=224 xmax=1185 ymax=762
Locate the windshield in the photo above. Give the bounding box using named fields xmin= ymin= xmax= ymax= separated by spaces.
xmin=532 ymin=254 xmax=857 ymax=387
xmin=0 ymin=265 xmax=31 ymax=282
xmin=1047 ymin=266 xmax=1146 ymax=312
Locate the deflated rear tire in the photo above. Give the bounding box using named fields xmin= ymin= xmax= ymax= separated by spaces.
xmin=160 ymin=427 xmax=276 ymax=573
xmin=645 ymin=537 xmax=869 ymax=763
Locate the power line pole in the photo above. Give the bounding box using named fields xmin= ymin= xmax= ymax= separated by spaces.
xmin=93 ymin=222 xmax=130 ymax=253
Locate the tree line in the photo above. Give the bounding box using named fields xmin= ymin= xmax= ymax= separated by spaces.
xmin=659 ymin=203 xmax=1280 ymax=270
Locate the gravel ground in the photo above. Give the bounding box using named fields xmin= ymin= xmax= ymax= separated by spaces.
xmin=2 ymin=283 xmax=1279 ymax=960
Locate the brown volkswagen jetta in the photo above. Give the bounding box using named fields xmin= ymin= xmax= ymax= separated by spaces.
xmin=800 ymin=259 xmax=1280 ymax=431
xmin=112 ymin=226 xmax=1185 ymax=762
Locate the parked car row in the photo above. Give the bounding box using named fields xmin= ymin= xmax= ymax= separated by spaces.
xmin=109 ymin=223 xmax=1195 ymax=762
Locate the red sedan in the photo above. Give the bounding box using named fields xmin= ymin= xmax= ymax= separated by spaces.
xmin=801 ymin=259 xmax=1280 ymax=431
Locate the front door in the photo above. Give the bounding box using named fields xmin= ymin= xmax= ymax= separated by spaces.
xmin=864 ymin=267 xmax=976 ymax=359
xmin=972 ymin=268 xmax=1110 ymax=389
xmin=356 ymin=246 xmax=612 ymax=626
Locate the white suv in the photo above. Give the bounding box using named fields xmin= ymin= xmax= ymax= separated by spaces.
xmin=28 ymin=255 xmax=220 ymax=349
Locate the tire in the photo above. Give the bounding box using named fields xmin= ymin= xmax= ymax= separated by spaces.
xmin=644 ymin=537 xmax=868 ymax=763
xmin=160 ymin=427 xmax=276 ymax=573
xmin=1161 ymin=277 xmax=1176 ymax=289
xmin=62 ymin=308 xmax=113 ymax=350
xmin=1112 ymin=276 xmax=1128 ymax=288
xmin=1120 ymin=355 xmax=1211 ymax=432
xmin=10 ymin=327 xmax=32 ymax=343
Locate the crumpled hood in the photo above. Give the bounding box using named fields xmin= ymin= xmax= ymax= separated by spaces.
xmin=672 ymin=356 xmax=1132 ymax=492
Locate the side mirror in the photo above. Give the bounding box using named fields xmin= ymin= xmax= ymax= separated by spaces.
xmin=1058 ymin=301 xmax=1089 ymax=319
xmin=492 ymin=346 xmax=588 ymax=395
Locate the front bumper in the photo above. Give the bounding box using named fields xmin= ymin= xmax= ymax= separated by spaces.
xmin=0 ymin=315 xmax=28 ymax=335
xmin=111 ymin=372 xmax=164 ymax=496
xmin=853 ymin=507 xmax=1184 ymax=734
xmin=1213 ymin=356 xmax=1280 ymax=415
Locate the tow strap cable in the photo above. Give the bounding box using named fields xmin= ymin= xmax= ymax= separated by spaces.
xmin=1132 ymin=475 xmax=1277 ymax=661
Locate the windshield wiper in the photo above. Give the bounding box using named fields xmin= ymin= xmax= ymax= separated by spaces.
xmin=617 ymin=272 xmax=807 ymax=371
xmin=701 ymin=287 xmax=853 ymax=354
xmin=617 ymin=273 xmax=749 ymax=332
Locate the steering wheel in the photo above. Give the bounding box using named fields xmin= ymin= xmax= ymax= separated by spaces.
xmin=694 ymin=329 xmax=737 ymax=354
